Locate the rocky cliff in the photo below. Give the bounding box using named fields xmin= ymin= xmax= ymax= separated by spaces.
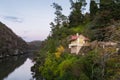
xmin=0 ymin=22 xmax=28 ymax=58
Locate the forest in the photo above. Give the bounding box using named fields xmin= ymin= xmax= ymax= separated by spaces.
xmin=32 ymin=0 xmax=120 ymax=80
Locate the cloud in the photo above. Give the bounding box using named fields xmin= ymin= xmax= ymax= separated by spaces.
xmin=2 ymin=16 xmax=23 ymax=23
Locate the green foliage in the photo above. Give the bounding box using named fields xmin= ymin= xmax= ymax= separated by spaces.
xmin=71 ymin=25 xmax=85 ymax=33
xmin=91 ymin=0 xmax=120 ymax=28
xmin=32 ymin=0 xmax=120 ymax=80
xmin=70 ymin=22 xmax=89 ymax=34
xmin=69 ymin=1 xmax=84 ymax=27
xmin=51 ymin=3 xmax=63 ymax=25
xmin=34 ymin=40 xmax=120 ymax=80
xmin=90 ymin=0 xmax=98 ymax=20
xmin=51 ymin=26 xmax=73 ymax=40
xmin=87 ymin=0 xmax=120 ymax=41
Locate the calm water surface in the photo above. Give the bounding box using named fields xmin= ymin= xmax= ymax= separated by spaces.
xmin=0 ymin=55 xmax=35 ymax=80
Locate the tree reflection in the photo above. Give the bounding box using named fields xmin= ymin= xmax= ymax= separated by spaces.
xmin=0 ymin=55 xmax=27 ymax=80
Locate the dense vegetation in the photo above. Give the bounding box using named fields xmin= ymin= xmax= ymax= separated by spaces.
xmin=32 ymin=0 xmax=120 ymax=80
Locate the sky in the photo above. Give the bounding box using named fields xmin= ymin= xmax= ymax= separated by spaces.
xmin=0 ymin=0 xmax=90 ymax=42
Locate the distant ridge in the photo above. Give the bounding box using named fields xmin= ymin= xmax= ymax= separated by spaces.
xmin=27 ymin=40 xmax=41 ymax=52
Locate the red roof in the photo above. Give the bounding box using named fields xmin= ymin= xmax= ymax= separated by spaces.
xmin=71 ymin=35 xmax=78 ymax=40
xmin=70 ymin=35 xmax=89 ymax=41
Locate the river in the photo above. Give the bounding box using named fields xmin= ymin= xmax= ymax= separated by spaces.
xmin=0 ymin=55 xmax=35 ymax=80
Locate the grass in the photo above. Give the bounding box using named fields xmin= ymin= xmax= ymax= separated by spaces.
xmin=70 ymin=22 xmax=90 ymax=33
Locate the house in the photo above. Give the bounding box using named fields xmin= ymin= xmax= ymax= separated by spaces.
xmin=69 ymin=33 xmax=90 ymax=55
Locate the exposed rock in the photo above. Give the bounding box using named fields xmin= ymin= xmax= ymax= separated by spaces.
xmin=0 ymin=22 xmax=28 ymax=58
xmin=91 ymin=21 xmax=120 ymax=41
xmin=79 ymin=40 xmax=119 ymax=56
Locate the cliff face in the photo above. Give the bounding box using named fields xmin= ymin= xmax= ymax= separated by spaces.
xmin=0 ymin=22 xmax=28 ymax=58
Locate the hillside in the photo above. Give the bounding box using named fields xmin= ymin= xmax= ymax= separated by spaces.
xmin=32 ymin=1 xmax=120 ymax=80
xmin=27 ymin=40 xmax=42 ymax=52
xmin=0 ymin=22 xmax=28 ymax=58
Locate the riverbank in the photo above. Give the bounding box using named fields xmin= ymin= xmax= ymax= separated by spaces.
xmin=0 ymin=51 xmax=28 ymax=59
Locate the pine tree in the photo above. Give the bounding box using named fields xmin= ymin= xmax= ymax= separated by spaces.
xmin=90 ymin=0 xmax=98 ymax=20
xmin=69 ymin=0 xmax=84 ymax=27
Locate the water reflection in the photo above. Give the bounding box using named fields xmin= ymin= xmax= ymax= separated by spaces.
xmin=0 ymin=55 xmax=34 ymax=80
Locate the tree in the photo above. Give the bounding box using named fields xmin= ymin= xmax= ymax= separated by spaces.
xmin=50 ymin=3 xmax=69 ymax=39
xmin=51 ymin=3 xmax=68 ymax=26
xmin=69 ymin=0 xmax=84 ymax=27
xmin=90 ymin=0 xmax=98 ymax=20
xmin=52 ymin=3 xmax=62 ymax=25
